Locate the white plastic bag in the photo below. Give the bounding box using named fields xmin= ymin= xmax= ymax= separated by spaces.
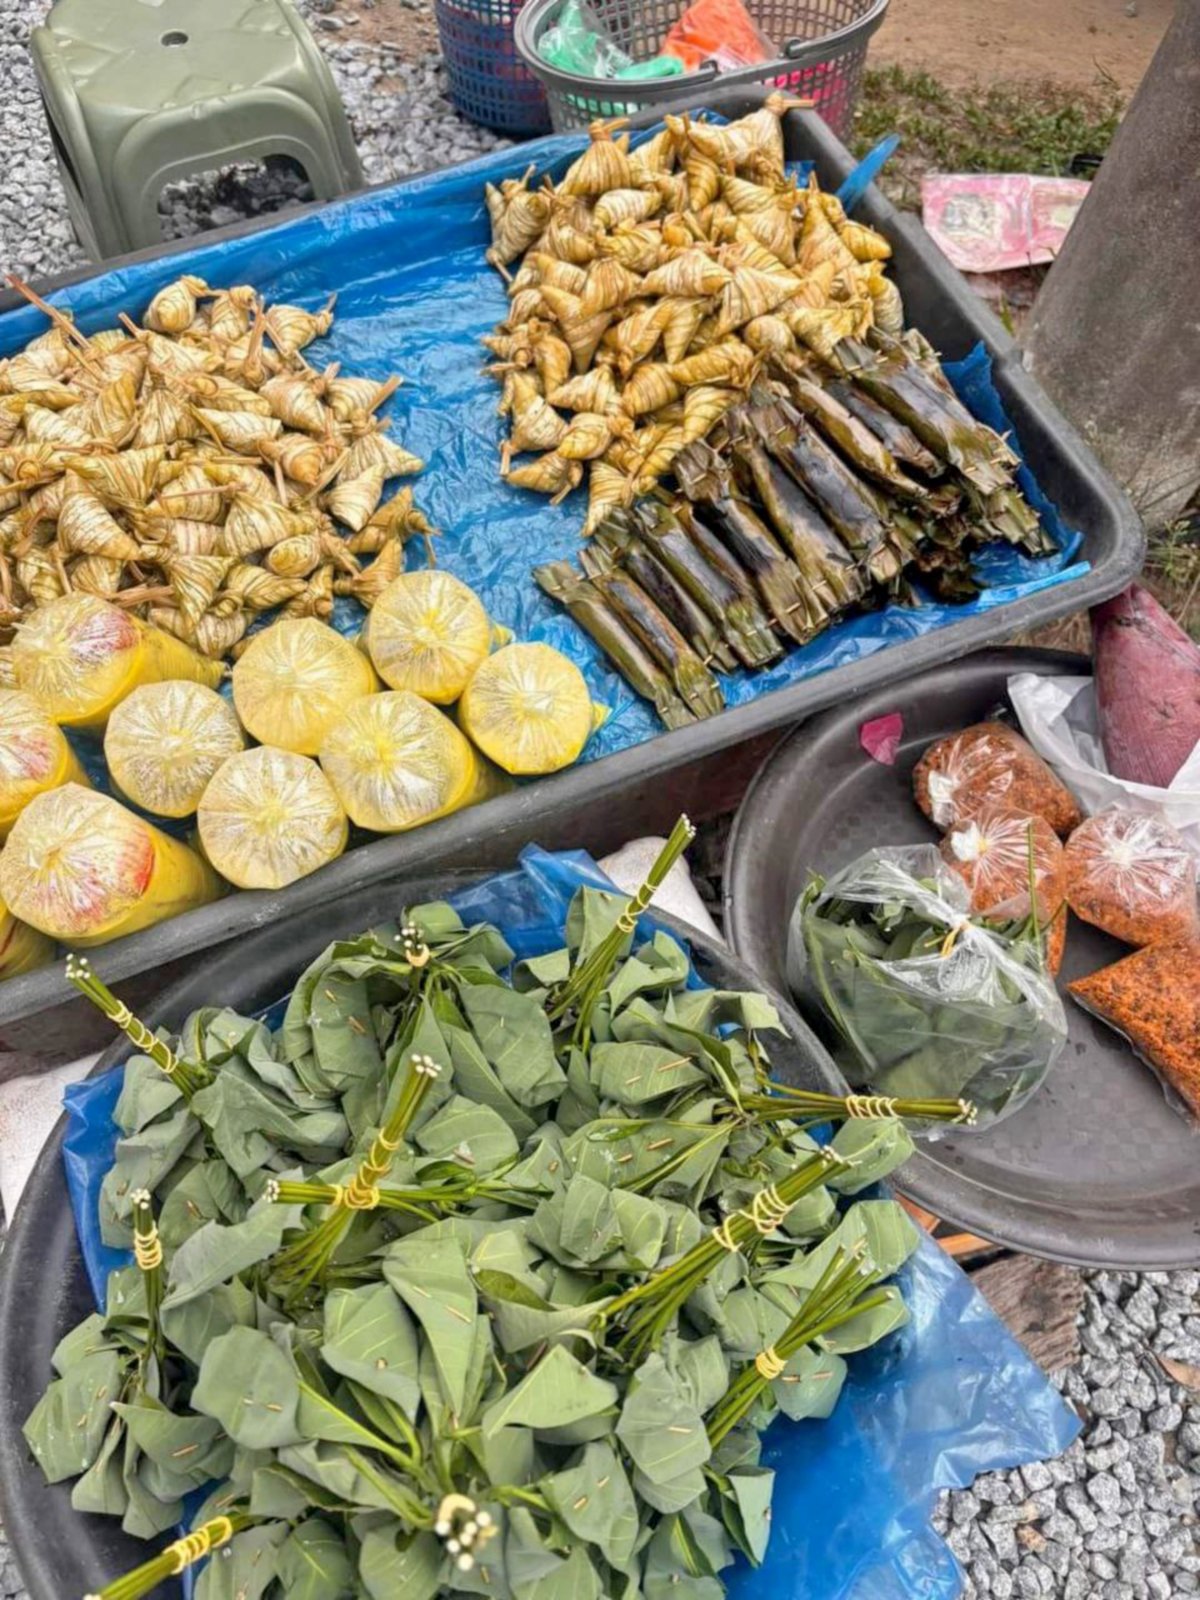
xmin=1008 ymin=672 xmax=1200 ymax=860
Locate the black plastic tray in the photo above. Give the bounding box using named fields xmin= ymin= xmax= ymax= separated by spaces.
xmin=0 ymin=863 xmax=845 ymax=1600
xmin=0 ymin=92 xmax=1143 ymax=1069
xmin=722 ymin=646 xmax=1200 ymax=1270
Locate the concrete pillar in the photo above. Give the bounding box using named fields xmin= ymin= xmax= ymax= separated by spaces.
xmin=1022 ymin=0 xmax=1200 ymax=529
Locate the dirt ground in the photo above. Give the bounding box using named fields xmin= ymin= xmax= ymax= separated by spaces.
xmin=872 ymin=0 xmax=1173 ymax=95
xmin=340 ymin=0 xmax=437 ymax=56
xmin=349 ymin=0 xmax=1172 ymax=96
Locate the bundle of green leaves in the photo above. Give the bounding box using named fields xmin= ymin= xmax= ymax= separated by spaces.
xmin=27 ymin=879 xmax=935 ymax=1600
xmin=795 ymin=845 xmax=1068 ymax=1126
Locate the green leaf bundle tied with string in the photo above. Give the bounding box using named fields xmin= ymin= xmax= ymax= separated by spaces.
xmin=35 ymin=825 xmax=974 ymax=1600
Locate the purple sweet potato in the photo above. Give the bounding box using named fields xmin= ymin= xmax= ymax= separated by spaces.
xmin=1091 ymin=584 xmax=1200 ymax=788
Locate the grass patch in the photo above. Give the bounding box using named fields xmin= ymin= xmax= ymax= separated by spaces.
xmin=849 ymin=65 xmax=1124 ymax=210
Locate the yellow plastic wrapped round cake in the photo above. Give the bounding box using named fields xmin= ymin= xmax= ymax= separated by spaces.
xmin=319 ymin=691 xmax=501 ymax=832
xmin=105 ymin=681 xmax=245 ymax=818
xmin=0 ymin=784 xmax=222 ymax=944
xmin=198 ymin=746 xmax=348 ymax=889
xmin=12 ymin=594 xmax=222 ymax=731
xmin=232 ymin=618 xmax=379 ymax=755
xmin=0 ymin=688 xmax=90 ymax=840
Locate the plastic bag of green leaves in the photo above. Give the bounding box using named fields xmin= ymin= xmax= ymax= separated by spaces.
xmin=788 ymin=844 xmax=1067 ymax=1131
xmin=538 ymin=0 xmax=683 ymax=80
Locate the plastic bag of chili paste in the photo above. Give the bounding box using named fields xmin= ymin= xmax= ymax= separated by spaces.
xmin=941 ymin=807 xmax=1065 ymax=924
xmin=914 ymin=721 xmax=1083 ymax=837
xmin=1064 ymin=808 xmax=1199 ymax=948
xmin=1070 ymin=939 xmax=1200 ymax=1122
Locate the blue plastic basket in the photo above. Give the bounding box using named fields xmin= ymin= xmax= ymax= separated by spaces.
xmin=434 ymin=0 xmax=553 ymax=134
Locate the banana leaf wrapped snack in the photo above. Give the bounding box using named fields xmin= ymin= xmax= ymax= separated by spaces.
xmin=533 ymin=559 xmax=697 ymax=729
xmin=791 ymin=843 xmax=1067 ymax=1129
xmin=104 ymin=680 xmax=245 ymax=818
xmin=197 ymin=746 xmax=348 ymax=889
xmin=232 ymin=617 xmax=379 ymax=755
xmin=0 ymin=687 xmax=90 ymax=839
xmin=0 ymin=783 xmax=221 ymax=944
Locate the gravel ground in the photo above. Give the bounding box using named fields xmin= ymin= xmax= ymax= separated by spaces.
xmin=934 ymin=1269 xmax=1200 ymax=1599
xmin=0 ymin=3 xmax=1198 ymax=1596
xmin=0 ymin=0 xmax=507 ymax=280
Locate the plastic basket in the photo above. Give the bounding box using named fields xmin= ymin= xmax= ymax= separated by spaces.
xmin=434 ymin=0 xmax=553 ymax=135
xmin=515 ymin=0 xmax=887 ymax=134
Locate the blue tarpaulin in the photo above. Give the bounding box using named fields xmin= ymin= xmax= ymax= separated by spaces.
xmin=62 ymin=846 xmax=1079 ymax=1600
xmin=0 ymin=124 xmax=1087 ymax=774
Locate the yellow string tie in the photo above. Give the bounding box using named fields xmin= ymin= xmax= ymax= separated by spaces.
xmin=845 ymin=1094 xmax=899 ymax=1120
xmin=327 ymin=1185 xmax=345 ymax=1208
xmin=114 ymin=1004 xmax=155 ymax=1054
xmin=134 ymin=1229 xmax=163 ymax=1272
xmin=939 ymin=920 xmax=969 ymax=959
xmin=755 ymin=1346 xmax=787 ymax=1381
xmin=711 ymin=1216 xmax=741 ymax=1253
xmin=343 ymin=1172 xmax=381 ymax=1210
xmin=166 ymin=1516 xmax=234 ymax=1574
xmin=617 ymin=881 xmax=657 ymax=935
xmin=749 ymin=1185 xmax=790 ymax=1234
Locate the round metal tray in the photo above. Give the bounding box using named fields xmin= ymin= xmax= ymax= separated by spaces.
xmin=724 ymin=646 xmax=1200 ymax=1271
xmin=0 ymin=869 xmax=844 ymax=1600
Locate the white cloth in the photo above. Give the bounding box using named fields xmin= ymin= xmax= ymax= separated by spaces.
xmin=599 ymin=837 xmax=723 ymax=943
xmin=0 ymin=1054 xmax=96 ymax=1216
xmin=1008 ymin=672 xmax=1200 ymax=859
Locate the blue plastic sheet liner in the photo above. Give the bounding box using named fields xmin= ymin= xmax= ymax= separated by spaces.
xmin=0 ymin=122 xmax=1087 ymax=774
xmin=60 ymin=846 xmax=1078 ymax=1600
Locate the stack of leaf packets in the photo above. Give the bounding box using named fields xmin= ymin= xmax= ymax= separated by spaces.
xmin=25 ymin=826 xmax=974 ymax=1600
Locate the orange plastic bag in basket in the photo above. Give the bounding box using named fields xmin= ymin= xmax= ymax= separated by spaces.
xmin=913 ymin=721 xmax=1083 ymax=838
xmin=662 ymin=0 xmax=775 ymax=71
xmin=941 ymin=806 xmax=1066 ymax=926
xmin=1064 ymin=807 xmax=1198 ymax=948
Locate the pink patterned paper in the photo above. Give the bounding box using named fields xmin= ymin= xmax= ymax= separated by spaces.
xmin=921 ymin=173 xmax=1092 ymax=274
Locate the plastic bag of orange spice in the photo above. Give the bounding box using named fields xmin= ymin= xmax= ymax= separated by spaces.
xmin=941 ymin=807 xmax=1067 ymax=974
xmin=941 ymin=807 xmax=1065 ymax=919
xmin=914 ymin=721 xmax=1083 ymax=838
xmin=1070 ymin=939 xmax=1200 ymax=1121
xmin=1064 ymin=808 xmax=1198 ymax=948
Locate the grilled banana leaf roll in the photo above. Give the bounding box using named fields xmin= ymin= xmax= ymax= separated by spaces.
xmin=724 ymin=413 xmax=864 ymax=617
xmin=839 ymin=335 xmax=1020 ymax=496
xmin=591 ymin=566 xmax=726 ymax=718
xmin=533 ymin=560 xmax=696 ymax=729
xmin=750 ymin=397 xmax=903 ymax=583
xmin=825 ymin=378 xmax=944 ymax=478
xmin=589 ymin=520 xmax=737 ymax=672
xmin=637 ymin=499 xmax=782 ymax=669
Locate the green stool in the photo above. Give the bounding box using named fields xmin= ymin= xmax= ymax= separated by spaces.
xmin=32 ymin=0 xmax=364 ymax=260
